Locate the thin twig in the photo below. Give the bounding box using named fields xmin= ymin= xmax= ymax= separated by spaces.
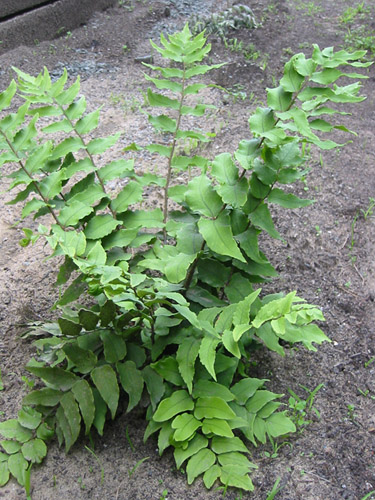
xmin=353 ymin=264 xmax=365 ymax=283
xmin=302 ymin=470 xmax=334 ymax=485
xmin=337 ymin=284 xmax=363 ymax=298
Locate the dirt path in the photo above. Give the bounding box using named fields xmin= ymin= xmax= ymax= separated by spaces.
xmin=0 ymin=1 xmax=374 ymax=499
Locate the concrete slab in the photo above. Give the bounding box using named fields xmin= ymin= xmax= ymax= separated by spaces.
xmin=0 ymin=0 xmax=117 ymax=52
xmin=1 ymin=1 xmax=46 ymax=19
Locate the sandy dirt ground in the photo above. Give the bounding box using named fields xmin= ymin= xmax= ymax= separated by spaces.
xmin=0 ymin=1 xmax=374 ymax=499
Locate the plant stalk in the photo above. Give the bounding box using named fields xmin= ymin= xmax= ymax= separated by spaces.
xmin=1 ymin=131 xmax=64 ymax=228
xmin=162 ymin=64 xmax=186 ymax=240
xmin=55 ymin=99 xmax=116 ymax=217
xmin=183 ymin=77 xmax=308 ymax=291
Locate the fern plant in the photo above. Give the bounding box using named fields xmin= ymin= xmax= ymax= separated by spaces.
xmin=0 ymin=24 xmax=370 ymax=494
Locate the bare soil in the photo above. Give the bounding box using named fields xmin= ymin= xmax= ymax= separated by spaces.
xmin=0 ymin=1 xmax=374 ymax=499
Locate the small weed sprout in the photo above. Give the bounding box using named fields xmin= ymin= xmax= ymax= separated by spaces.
xmin=351 ymin=212 xmax=359 ymax=247
xmin=21 ymin=376 xmax=35 ymax=390
xmin=125 ymin=425 xmax=135 ymax=452
xmin=128 ymin=457 xmax=150 ymax=478
xmin=364 ymin=357 xmax=375 ymax=368
xmin=294 ymin=0 xmax=323 ymax=16
xmin=160 ymin=489 xmax=169 ymax=500
xmin=77 ymin=476 xmax=86 ymax=490
xmin=361 ymin=197 xmax=375 ymax=220
xmin=357 ymin=388 xmax=375 ymax=400
xmin=288 ymin=384 xmax=324 ymax=430
xmin=85 ymin=446 xmax=105 ymax=485
xmin=347 ymin=404 xmax=357 ymax=421
xmin=224 ymin=38 xmax=243 ymax=53
xmin=243 ymin=43 xmax=262 ymax=61
xmin=222 ymin=83 xmax=248 ymax=103
xmin=266 ymin=477 xmax=283 ymax=500
xmin=264 ymin=436 xmax=293 ymax=459
xmin=340 ymin=3 xmax=370 ymax=25
xmin=344 ymin=25 xmax=375 ymax=57
xmin=360 ymin=491 xmax=375 ymax=500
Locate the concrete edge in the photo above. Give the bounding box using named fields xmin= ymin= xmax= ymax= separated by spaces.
xmin=0 ymin=0 xmax=117 ymax=53
xmin=2 ymin=0 xmax=48 ymax=19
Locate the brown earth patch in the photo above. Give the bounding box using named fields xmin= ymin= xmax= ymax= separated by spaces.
xmin=0 ymin=1 xmax=374 ymax=499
